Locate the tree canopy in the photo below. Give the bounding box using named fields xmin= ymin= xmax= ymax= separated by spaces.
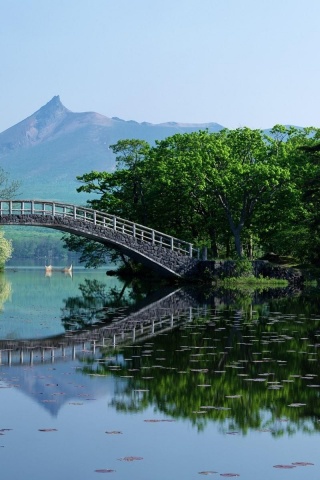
xmin=71 ymin=125 xmax=320 ymax=266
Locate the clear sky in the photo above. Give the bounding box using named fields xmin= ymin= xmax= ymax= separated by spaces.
xmin=1 ymin=0 xmax=320 ymax=132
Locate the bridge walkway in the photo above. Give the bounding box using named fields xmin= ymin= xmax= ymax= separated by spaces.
xmin=0 ymin=200 xmax=201 ymax=278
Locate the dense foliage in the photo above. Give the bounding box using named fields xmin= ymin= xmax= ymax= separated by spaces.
xmin=0 ymin=231 xmax=12 ymax=269
xmin=0 ymin=167 xmax=20 ymax=268
xmin=66 ymin=126 xmax=320 ymax=267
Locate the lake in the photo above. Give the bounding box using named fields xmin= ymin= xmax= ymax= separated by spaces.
xmin=0 ymin=267 xmax=319 ymax=479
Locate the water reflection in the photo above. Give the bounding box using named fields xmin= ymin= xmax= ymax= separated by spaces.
xmin=0 ymin=268 xmax=128 ymax=339
xmin=0 ymin=273 xmax=11 ymax=310
xmin=1 ymin=277 xmax=320 ymax=479
xmin=2 ymin=279 xmax=320 ymax=430
xmin=61 ymin=278 xmax=148 ymax=330
xmin=74 ymin=286 xmax=320 ymax=436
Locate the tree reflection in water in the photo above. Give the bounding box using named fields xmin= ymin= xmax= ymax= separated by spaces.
xmin=0 ymin=273 xmax=11 ymax=310
xmin=78 ymin=286 xmax=320 ymax=435
xmin=61 ymin=277 xmax=158 ymax=330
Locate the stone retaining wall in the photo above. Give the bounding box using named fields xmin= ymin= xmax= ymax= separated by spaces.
xmin=190 ymin=259 xmax=304 ymax=284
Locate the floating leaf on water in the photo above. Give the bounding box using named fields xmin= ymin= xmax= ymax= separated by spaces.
xmin=95 ymin=469 xmax=116 ymax=473
xmin=198 ymin=471 xmax=218 ymax=475
xmin=220 ymin=473 xmax=240 ymax=477
xmin=38 ymin=428 xmax=58 ymax=432
xmin=191 ymin=369 xmax=209 ymax=373
xmin=144 ymin=419 xmax=175 ymax=423
xmin=273 ymin=465 xmax=296 ymax=469
xmin=118 ymin=456 xmax=143 ymax=462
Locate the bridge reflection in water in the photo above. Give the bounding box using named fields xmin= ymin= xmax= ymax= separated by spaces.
xmin=0 ymin=288 xmax=208 ymax=366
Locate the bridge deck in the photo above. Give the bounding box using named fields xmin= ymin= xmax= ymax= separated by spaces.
xmin=0 ymin=200 xmax=200 ymax=278
xmin=0 ymin=200 xmax=198 ymax=257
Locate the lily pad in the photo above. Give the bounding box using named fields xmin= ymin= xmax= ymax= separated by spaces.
xmin=273 ymin=465 xmax=296 ymax=469
xmin=95 ymin=469 xmax=116 ymax=473
xmin=118 ymin=456 xmax=143 ymax=462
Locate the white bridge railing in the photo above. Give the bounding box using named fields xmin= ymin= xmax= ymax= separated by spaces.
xmin=0 ymin=200 xmax=199 ymax=258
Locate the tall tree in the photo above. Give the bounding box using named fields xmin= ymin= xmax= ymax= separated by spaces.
xmin=0 ymin=167 xmax=20 ymax=268
xmin=146 ymin=128 xmax=291 ymax=257
xmin=0 ymin=231 xmax=12 ymax=269
xmin=204 ymin=127 xmax=292 ymax=256
xmin=254 ymin=125 xmax=320 ymax=262
xmin=77 ymin=139 xmax=150 ymax=222
xmin=66 ymin=140 xmax=151 ymax=268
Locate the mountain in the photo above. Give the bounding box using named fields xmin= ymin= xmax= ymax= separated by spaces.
xmin=0 ymin=96 xmax=224 ymax=203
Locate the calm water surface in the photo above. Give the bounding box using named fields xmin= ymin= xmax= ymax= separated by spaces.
xmin=0 ymin=269 xmax=319 ymax=479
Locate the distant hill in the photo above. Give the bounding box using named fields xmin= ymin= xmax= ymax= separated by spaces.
xmin=0 ymin=96 xmax=224 ymax=203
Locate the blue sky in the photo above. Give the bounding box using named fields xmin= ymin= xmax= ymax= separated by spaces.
xmin=1 ymin=0 xmax=320 ymax=132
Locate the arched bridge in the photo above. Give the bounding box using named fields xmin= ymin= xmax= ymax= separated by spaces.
xmin=0 ymin=200 xmax=201 ymax=278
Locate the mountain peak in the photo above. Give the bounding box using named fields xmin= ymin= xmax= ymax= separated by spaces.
xmin=23 ymin=95 xmax=70 ymax=145
xmin=44 ymin=95 xmax=62 ymax=106
xmin=36 ymin=95 xmax=69 ymax=120
xmin=0 ymin=96 xmax=71 ymax=152
xmin=0 ymin=96 xmax=225 ymax=159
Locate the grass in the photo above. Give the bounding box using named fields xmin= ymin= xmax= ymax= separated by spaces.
xmin=217 ymin=276 xmax=289 ymax=288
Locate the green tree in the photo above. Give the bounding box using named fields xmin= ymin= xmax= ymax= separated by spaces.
xmin=0 ymin=230 xmax=12 ymax=269
xmin=145 ymin=128 xmax=292 ymax=257
xmin=254 ymin=126 xmax=320 ymax=263
xmin=77 ymin=139 xmax=150 ymax=222
xmin=70 ymin=126 xmax=320 ymax=268
xmin=0 ymin=167 xmax=20 ymax=268
xmin=0 ymin=167 xmax=20 ymax=198
xmin=65 ymin=140 xmax=151 ymax=269
xmin=203 ymin=127 xmax=291 ymax=256
xmin=145 ymin=131 xmax=220 ymax=247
